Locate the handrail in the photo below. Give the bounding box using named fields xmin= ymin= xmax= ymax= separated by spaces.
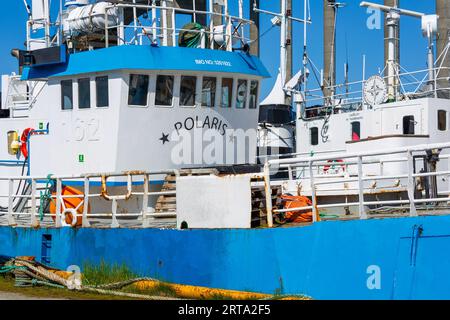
xmin=0 ymin=169 xmax=179 ymax=229
xmin=264 ymin=141 xmax=450 ymax=226
xmin=293 ymin=66 xmax=450 ymax=113
xmin=98 ymin=2 xmax=252 ymax=51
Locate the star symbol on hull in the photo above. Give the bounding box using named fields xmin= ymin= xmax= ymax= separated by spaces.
xmin=160 ymin=133 xmax=170 ymax=144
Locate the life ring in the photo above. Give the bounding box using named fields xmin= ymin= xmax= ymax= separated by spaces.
xmin=323 ymin=159 xmax=346 ymax=173
xmin=62 ymin=208 xmax=79 ymax=227
xmin=20 ymin=128 xmax=34 ymax=159
xmin=50 ymin=185 xmax=89 ymax=227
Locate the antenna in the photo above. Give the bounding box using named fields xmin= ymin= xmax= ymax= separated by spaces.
xmin=22 ymin=0 xmax=31 ymax=17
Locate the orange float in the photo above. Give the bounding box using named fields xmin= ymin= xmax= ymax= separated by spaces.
xmin=49 ymin=186 xmax=89 ymax=227
xmin=280 ymin=195 xmax=314 ymax=223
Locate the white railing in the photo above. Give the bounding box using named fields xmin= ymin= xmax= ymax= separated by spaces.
xmin=0 ymin=169 xmax=178 ymax=229
xmin=294 ymin=66 xmax=450 ymax=118
xmin=101 ymin=1 xmax=252 ymax=51
xmin=263 ymin=142 xmax=450 ymax=227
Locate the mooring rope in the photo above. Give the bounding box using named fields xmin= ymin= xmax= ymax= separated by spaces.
xmin=2 ymin=258 xmax=310 ymax=300
xmin=6 ymin=258 xmax=184 ymax=300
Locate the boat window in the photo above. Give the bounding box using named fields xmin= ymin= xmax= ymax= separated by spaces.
xmin=438 ymin=110 xmax=447 ymax=131
xmin=155 ymin=75 xmax=174 ymax=106
xmin=96 ymin=76 xmax=109 ymax=108
xmin=310 ymin=127 xmax=319 ymax=146
xmin=180 ymin=76 xmax=196 ymax=106
xmin=403 ymin=115 xmax=415 ymax=135
xmin=236 ymin=79 xmax=248 ymax=109
xmin=128 ymin=74 xmax=149 ymax=106
xmin=78 ymin=78 xmax=91 ymax=109
xmin=202 ymin=77 xmax=216 ymax=107
xmin=249 ymin=80 xmax=259 ymax=109
xmin=221 ymin=78 xmax=233 ymax=108
xmin=61 ymin=80 xmax=73 ymax=110
xmin=351 ymin=121 xmax=361 ymax=141
xmin=259 ymin=105 xmax=293 ymax=125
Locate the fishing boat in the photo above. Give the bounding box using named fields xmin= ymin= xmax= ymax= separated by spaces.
xmin=1 ymin=0 xmax=450 ymax=300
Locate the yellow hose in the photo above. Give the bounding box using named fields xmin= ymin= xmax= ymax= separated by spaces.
xmin=133 ymin=280 xmax=310 ymax=300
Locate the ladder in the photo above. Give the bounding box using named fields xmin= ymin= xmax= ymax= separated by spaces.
xmin=4 ymin=76 xmax=31 ymax=118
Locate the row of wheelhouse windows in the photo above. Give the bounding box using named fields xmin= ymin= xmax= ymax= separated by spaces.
xmin=60 ymin=74 xmax=259 ymax=110
xmin=61 ymin=76 xmax=109 ymax=109
xmin=127 ymin=74 xmax=259 ymax=109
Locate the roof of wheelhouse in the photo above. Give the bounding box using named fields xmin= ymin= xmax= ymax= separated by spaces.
xmin=21 ymin=45 xmax=270 ymax=80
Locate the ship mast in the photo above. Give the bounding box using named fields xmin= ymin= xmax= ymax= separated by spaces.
xmin=254 ymin=0 xmax=311 ymax=105
xmin=436 ymin=0 xmax=450 ymax=94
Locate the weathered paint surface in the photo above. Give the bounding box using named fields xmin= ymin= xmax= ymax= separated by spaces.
xmin=1 ymin=215 xmax=450 ymax=299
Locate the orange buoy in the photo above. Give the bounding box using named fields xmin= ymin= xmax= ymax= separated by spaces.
xmin=280 ymin=195 xmax=313 ymax=223
xmin=50 ymin=186 xmax=89 ymax=227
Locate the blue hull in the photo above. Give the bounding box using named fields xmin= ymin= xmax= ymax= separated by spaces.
xmin=1 ymin=215 xmax=450 ymax=299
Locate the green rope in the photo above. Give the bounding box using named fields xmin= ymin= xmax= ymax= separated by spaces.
xmin=0 ymin=265 xmax=27 ymax=273
xmin=320 ymin=214 xmax=340 ymax=219
xmin=39 ymin=174 xmax=54 ymax=221
xmin=15 ymin=278 xmax=65 ymax=289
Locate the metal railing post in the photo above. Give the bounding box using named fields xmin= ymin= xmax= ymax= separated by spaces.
xmin=105 ymin=8 xmax=109 ymax=47
xmin=111 ymin=198 xmax=119 ymax=228
xmin=309 ymin=161 xmax=318 ymax=222
xmin=209 ymin=0 xmax=214 ymax=49
xmin=82 ymin=178 xmax=91 ymax=227
xmin=118 ymin=7 xmax=125 ymax=46
xmin=152 ymin=0 xmax=157 ymax=43
xmin=264 ymin=163 xmax=273 ymax=228
xmin=55 ymin=178 xmax=62 ymax=227
xmin=162 ymin=0 xmax=168 ymax=46
xmin=288 ymin=165 xmax=293 ymax=181
xmin=7 ymin=179 xmax=15 ymax=226
xmin=30 ymin=179 xmax=38 ymax=227
xmin=407 ymin=150 xmax=418 ymax=216
xmin=357 ymin=156 xmax=367 ymax=219
xmin=171 ymin=5 xmax=176 ymax=45
xmin=142 ymin=174 xmax=149 ymax=228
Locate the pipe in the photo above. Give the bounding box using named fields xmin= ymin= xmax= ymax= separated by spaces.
xmin=133 ymin=280 xmax=310 ymax=300
xmin=384 ymin=0 xmax=400 ymax=82
xmin=385 ymin=9 xmax=400 ymax=100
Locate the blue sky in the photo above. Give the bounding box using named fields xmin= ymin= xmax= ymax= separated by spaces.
xmin=0 ymin=1 xmax=437 ymax=97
